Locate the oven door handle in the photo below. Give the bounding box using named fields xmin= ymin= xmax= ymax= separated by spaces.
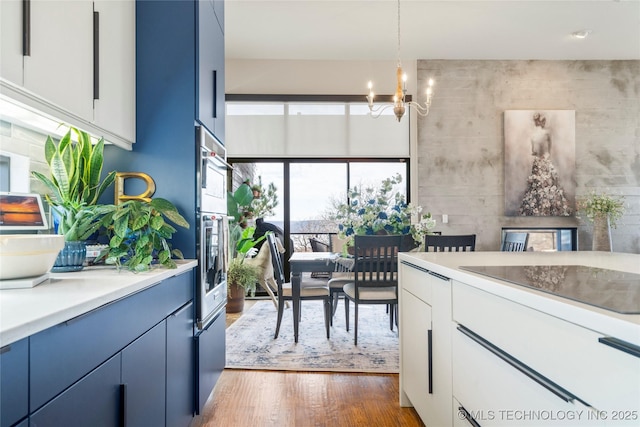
xmin=203 ymin=149 xmax=232 ymax=171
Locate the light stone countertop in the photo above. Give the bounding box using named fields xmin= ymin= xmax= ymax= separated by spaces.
xmin=0 ymin=260 xmax=198 ymax=347
xmin=398 ymin=251 xmax=640 ymax=346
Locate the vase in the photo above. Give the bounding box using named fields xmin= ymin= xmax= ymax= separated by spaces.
xmin=226 ymin=282 xmax=246 ymax=313
xmin=592 ymin=215 xmax=612 ymax=252
xmin=51 ymin=241 xmax=87 ymax=272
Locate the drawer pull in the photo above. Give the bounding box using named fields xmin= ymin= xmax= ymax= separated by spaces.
xmin=457 ymin=324 xmax=589 ymax=406
xmin=458 ymin=405 xmax=482 ymax=427
xmin=400 ymin=260 xmax=429 ymax=273
xmin=428 ymin=271 xmax=450 ymax=282
xmin=599 ymin=337 xmax=640 ymax=359
xmin=427 ymin=329 xmax=433 ymax=394
xmin=120 ymin=383 xmax=127 ymax=427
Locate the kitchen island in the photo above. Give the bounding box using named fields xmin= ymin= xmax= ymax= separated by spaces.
xmin=398 ymin=251 xmax=640 ymax=427
xmin=0 ymin=260 xmax=198 ymax=427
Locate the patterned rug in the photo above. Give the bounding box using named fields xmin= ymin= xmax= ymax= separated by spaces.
xmin=225 ymin=299 xmax=399 ymax=373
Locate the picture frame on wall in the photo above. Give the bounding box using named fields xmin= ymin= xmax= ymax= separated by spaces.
xmin=504 ymin=110 xmax=576 ymax=217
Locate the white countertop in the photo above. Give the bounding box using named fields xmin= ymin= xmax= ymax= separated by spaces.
xmin=398 ymin=251 xmax=640 ymax=345
xmin=0 ymin=260 xmax=198 ymax=347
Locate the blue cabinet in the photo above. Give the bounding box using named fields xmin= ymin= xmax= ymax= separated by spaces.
xmin=0 ymin=338 xmax=28 ymax=427
xmin=122 ymin=321 xmax=167 ymax=427
xmin=195 ymin=309 xmax=225 ymax=414
xmin=197 ymin=0 xmax=225 ymax=142
xmin=9 ymin=269 xmax=194 ymax=427
xmin=29 ymin=354 xmax=121 ymax=427
xmin=166 ymin=302 xmax=195 ymax=427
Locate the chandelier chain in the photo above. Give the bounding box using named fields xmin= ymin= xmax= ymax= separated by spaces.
xmin=396 ymin=0 xmax=401 ymax=67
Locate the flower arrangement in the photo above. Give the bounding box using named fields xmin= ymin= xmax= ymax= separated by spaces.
xmin=329 ymin=174 xmax=436 ymax=249
xmin=576 ymin=191 xmax=626 ymax=228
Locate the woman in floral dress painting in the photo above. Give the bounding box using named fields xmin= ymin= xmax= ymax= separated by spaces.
xmin=518 ymin=113 xmax=572 ymax=216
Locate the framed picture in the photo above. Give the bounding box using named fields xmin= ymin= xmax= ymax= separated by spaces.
xmin=504 ymin=110 xmax=575 ymax=217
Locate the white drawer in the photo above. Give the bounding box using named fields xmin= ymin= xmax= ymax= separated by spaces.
xmin=400 ymin=261 xmax=433 ymax=303
xmin=452 ymin=281 xmax=640 ymax=414
xmin=452 ymin=324 xmax=594 ymax=426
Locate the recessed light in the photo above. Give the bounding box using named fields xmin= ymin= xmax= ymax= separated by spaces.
xmin=571 ymin=29 xmax=592 ymax=39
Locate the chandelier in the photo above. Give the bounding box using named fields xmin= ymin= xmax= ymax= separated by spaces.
xmin=366 ymin=0 xmax=434 ymax=122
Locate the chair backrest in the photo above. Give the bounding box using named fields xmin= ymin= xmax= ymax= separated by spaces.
xmin=424 ymin=234 xmax=476 ymax=252
xmin=353 ymin=235 xmax=402 ymax=288
xmin=501 ymin=232 xmax=529 ymax=252
xmin=309 ymin=237 xmax=330 ymax=252
xmin=266 ymin=233 xmax=286 ymax=290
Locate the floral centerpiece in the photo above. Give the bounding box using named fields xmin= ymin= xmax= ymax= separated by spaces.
xmin=329 ymin=174 xmax=436 ymax=251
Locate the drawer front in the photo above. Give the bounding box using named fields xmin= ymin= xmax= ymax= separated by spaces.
xmin=0 ymin=338 xmax=28 ymax=427
xmin=400 ymin=261 xmax=433 ymax=304
xmin=30 ymin=270 xmax=193 ymax=411
xmin=452 ymin=324 xmax=591 ymax=426
xmin=453 ymin=281 xmax=640 ymax=413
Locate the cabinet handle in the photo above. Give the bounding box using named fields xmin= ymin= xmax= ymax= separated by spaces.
xmin=400 ymin=260 xmax=428 ymax=273
xmin=458 ymin=405 xmax=482 ymax=427
xmin=212 ymin=70 xmax=217 ymax=118
xmin=119 ymin=383 xmax=127 ymax=427
xmin=599 ymin=336 xmax=640 ymax=359
xmin=428 ymin=271 xmax=450 ymax=282
xmin=427 ymin=329 xmax=433 ymax=394
xmin=457 ymin=324 xmax=590 ymax=406
xmin=22 ymin=0 xmax=30 ymax=56
xmin=0 ymin=344 xmax=10 ymax=355
xmin=93 ymin=11 xmax=100 ymax=100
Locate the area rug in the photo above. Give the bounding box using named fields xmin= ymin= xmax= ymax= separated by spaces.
xmin=225 ymin=300 xmax=399 ymax=373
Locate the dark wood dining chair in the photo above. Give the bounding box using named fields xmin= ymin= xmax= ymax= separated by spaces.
xmin=266 ymin=233 xmax=331 ymax=340
xmin=309 ymin=237 xmax=331 ymax=278
xmin=343 ymin=234 xmax=402 ymax=345
xmin=424 ymin=234 xmax=476 ymax=252
xmin=501 ymin=232 xmax=529 ymax=252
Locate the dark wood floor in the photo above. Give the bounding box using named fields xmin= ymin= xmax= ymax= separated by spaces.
xmin=191 ymin=298 xmax=424 ymax=427
xmin=190 ymin=370 xmax=424 ymax=427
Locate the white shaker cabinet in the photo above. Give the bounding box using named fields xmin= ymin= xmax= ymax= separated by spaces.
xmin=93 ymin=0 xmax=135 ymax=142
xmin=0 ymin=0 xmax=135 ymax=148
xmin=399 ymin=261 xmax=453 ymax=427
xmin=24 ymin=0 xmax=94 ymax=122
xmin=0 ymin=0 xmax=24 ymax=86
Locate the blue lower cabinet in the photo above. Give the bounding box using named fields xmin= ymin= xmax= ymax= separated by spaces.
xmin=121 ymin=321 xmax=167 ymax=427
xmin=166 ymin=302 xmax=195 ymax=427
xmin=195 ymin=309 xmax=225 ymax=414
xmin=29 ymin=354 xmax=121 ymax=427
xmin=0 ymin=338 xmax=28 ymax=427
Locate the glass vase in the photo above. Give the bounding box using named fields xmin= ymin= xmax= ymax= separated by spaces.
xmin=592 ymin=215 xmax=612 ymax=252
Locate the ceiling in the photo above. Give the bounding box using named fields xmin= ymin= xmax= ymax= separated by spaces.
xmin=225 ymin=0 xmax=640 ymax=61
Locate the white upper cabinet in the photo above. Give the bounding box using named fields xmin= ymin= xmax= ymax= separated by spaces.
xmin=0 ymin=0 xmax=24 ymax=86
xmin=93 ymin=0 xmax=135 ymax=142
xmin=0 ymin=0 xmax=135 ymax=148
xmin=24 ymin=0 xmax=94 ymax=122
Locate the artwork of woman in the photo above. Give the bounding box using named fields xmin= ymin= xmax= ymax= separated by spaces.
xmin=518 ymin=113 xmax=572 ymax=216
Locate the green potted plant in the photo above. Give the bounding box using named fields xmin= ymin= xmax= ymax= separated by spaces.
xmin=96 ymin=198 xmax=189 ymax=272
xmin=226 ymin=226 xmax=265 ymax=313
xmin=32 ymin=126 xmax=116 ymax=271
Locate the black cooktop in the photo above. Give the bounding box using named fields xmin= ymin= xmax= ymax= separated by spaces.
xmin=460 ymin=265 xmax=640 ymax=315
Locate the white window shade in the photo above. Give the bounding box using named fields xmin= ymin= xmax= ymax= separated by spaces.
xmin=226 ymin=101 xmax=409 ymax=158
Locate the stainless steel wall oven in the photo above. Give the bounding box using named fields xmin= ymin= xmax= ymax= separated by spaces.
xmin=196 ymin=125 xmax=229 ymax=330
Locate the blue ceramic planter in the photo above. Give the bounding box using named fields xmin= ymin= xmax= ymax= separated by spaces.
xmin=51 ymin=241 xmax=86 ymax=272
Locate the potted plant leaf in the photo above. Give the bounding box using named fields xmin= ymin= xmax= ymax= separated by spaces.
xmin=32 ymin=126 xmax=116 ymax=271
xmin=96 ymin=198 xmax=190 ymax=272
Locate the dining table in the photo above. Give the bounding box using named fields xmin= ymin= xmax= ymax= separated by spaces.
xmin=288 ymin=252 xmax=353 ymax=343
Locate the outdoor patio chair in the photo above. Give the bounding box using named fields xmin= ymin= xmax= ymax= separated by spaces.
xmin=501 ymin=232 xmax=529 ymax=251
